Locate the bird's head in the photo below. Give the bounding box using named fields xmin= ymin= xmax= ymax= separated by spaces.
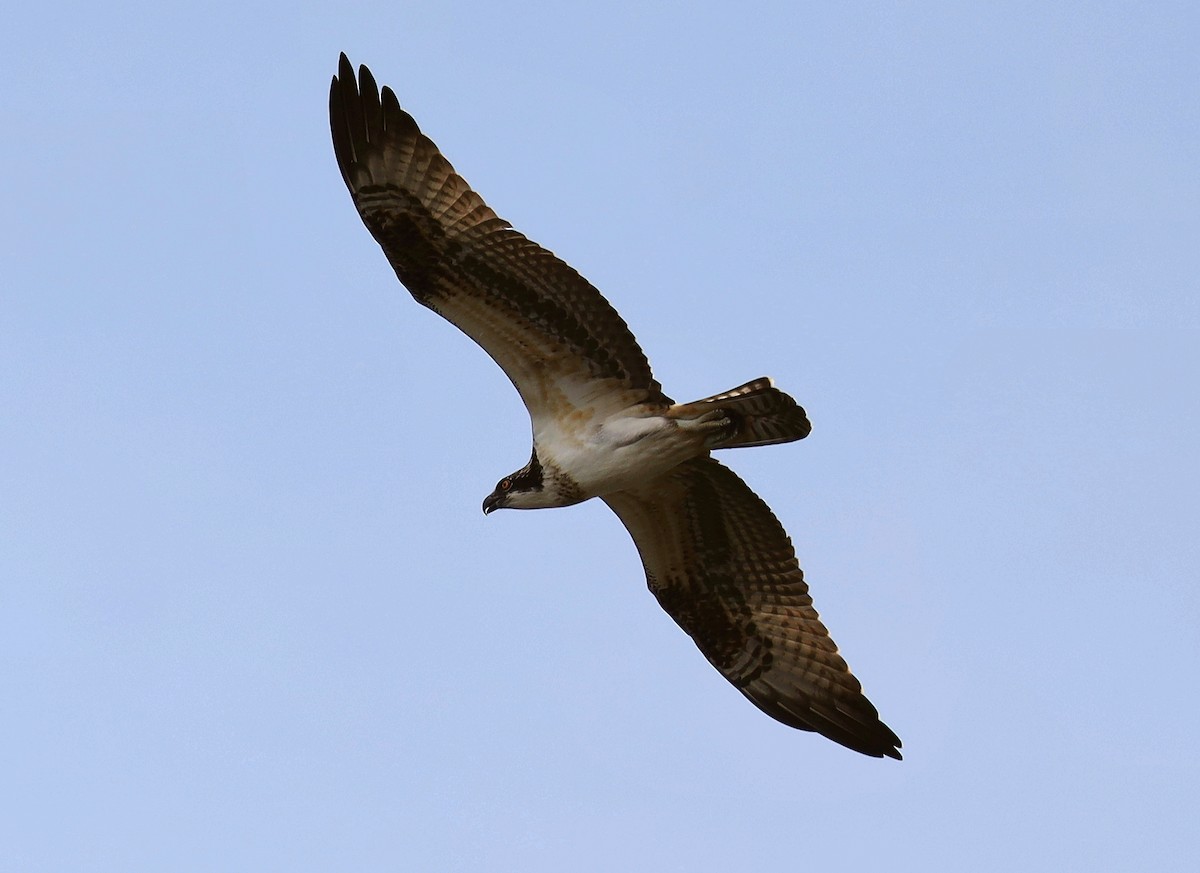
xmin=482 ymin=450 xmax=550 ymax=513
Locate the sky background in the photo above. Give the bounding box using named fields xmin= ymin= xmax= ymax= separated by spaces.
xmin=3 ymin=2 xmax=1199 ymax=870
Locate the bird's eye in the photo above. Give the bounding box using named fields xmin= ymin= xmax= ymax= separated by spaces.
xmin=500 ymin=478 xmax=513 ymax=491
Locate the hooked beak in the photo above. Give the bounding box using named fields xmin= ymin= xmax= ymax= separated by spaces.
xmin=482 ymin=491 xmax=504 ymax=515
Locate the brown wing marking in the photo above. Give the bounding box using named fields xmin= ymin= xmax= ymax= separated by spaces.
xmin=603 ymin=457 xmax=901 ymax=759
xmin=330 ymin=55 xmax=665 ymax=413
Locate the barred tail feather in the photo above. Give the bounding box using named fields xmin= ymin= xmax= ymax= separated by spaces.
xmin=680 ymin=377 xmax=812 ymax=449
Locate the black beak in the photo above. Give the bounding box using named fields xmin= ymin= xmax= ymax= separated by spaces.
xmin=482 ymin=492 xmax=503 ymax=515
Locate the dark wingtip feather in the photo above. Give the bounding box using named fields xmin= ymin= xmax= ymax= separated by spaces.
xmin=859 ymin=720 xmax=903 ymax=760
xmin=381 ymin=84 xmax=401 ymax=114
xmin=773 ymin=694 xmax=903 ymax=760
xmin=358 ymin=62 xmax=378 ymax=100
xmin=329 ymin=57 xmax=357 ymax=189
xmin=357 ymin=63 xmax=382 ymax=138
xmin=330 ymin=54 xmax=386 ymax=193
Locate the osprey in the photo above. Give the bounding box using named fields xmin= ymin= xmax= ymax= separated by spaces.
xmin=330 ymin=55 xmax=901 ymax=759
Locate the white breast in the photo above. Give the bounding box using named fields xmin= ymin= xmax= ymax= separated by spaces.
xmin=535 ymin=409 xmax=702 ymax=499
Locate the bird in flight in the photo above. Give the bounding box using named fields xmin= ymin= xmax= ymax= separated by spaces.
xmin=330 ymin=55 xmax=901 ymax=759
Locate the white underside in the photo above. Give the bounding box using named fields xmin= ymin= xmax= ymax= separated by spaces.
xmin=532 ymin=404 xmax=717 ymax=503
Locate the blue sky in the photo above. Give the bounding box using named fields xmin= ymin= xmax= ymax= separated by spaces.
xmin=3 ymin=2 xmax=1198 ymax=870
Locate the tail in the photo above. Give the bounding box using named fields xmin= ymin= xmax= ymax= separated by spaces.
xmin=676 ymin=377 xmax=812 ymax=449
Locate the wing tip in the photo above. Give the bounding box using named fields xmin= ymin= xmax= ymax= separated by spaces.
xmin=843 ymin=722 xmax=903 ymax=760
xmin=853 ymin=720 xmax=904 ymax=760
xmin=330 ymin=53 xmax=389 ymax=193
xmin=336 ymin=52 xmax=355 ymax=92
xmin=813 ymin=717 xmax=904 ymax=761
xmin=746 ymin=679 xmax=903 ymax=760
xmin=822 ymin=706 xmax=904 ymax=761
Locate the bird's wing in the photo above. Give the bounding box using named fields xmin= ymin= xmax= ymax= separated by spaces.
xmin=330 ymin=55 xmax=665 ymax=417
xmin=602 ymin=457 xmax=901 ymax=759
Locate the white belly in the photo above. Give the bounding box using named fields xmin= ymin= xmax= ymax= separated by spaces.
xmin=534 ymin=411 xmax=703 ymax=499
